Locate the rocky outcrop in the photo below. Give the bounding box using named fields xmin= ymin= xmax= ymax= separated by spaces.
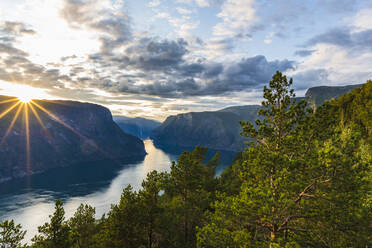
xmin=0 ymin=96 xmax=145 ymax=182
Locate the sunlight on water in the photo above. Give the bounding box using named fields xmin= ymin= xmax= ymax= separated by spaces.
xmin=0 ymin=140 xmax=176 ymax=243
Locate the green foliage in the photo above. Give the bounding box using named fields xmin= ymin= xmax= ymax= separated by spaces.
xmin=99 ymin=185 xmax=144 ymax=248
xmin=138 ymin=171 xmax=167 ymax=248
xmin=160 ymin=147 xmax=218 ymax=248
xmin=0 ymin=220 xmax=26 ymax=248
xmin=69 ymin=204 xmax=96 ymax=248
xmin=32 ymin=199 xmax=71 ymax=248
xmin=197 ymin=72 xmax=371 ymax=248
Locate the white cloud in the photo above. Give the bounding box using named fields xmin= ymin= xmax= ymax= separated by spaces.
xmin=195 ymin=0 xmax=209 ymax=7
xmin=291 ymin=43 xmax=372 ymax=89
xmin=213 ymin=0 xmax=256 ymax=38
xmin=176 ymin=7 xmax=193 ymax=15
xmin=148 ymin=0 xmax=161 ymax=7
xmin=352 ymin=8 xmax=372 ymax=32
xmin=154 ymin=11 xmax=199 ymax=37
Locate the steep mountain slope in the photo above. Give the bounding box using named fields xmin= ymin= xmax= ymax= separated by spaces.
xmin=151 ymin=84 xmax=363 ymax=151
xmin=113 ymin=116 xmax=160 ymax=139
xmin=305 ymin=84 xmax=363 ymax=105
xmin=0 ymin=97 xmax=146 ymax=182
xmin=151 ymin=105 xmax=260 ymax=151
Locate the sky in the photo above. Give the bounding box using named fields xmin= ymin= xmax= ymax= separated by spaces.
xmin=0 ymin=0 xmax=371 ymax=121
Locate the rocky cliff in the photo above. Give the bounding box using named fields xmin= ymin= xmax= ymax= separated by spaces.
xmin=305 ymin=84 xmax=363 ymax=105
xmin=151 ymin=105 xmax=260 ymax=151
xmin=0 ymin=96 xmax=145 ymax=182
xmin=151 ymin=84 xmax=363 ymax=151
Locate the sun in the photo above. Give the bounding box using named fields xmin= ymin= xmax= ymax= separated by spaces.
xmin=18 ymin=95 xmax=33 ymax=103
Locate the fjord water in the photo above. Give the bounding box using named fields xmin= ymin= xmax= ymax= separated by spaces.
xmin=0 ymin=139 xmax=235 ymax=243
xmin=0 ymin=140 xmax=177 ymax=243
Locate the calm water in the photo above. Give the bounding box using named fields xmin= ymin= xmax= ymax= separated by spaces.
xmin=0 ymin=140 xmax=236 ymax=243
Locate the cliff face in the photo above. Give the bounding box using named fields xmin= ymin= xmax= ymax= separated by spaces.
xmin=0 ymin=96 xmax=145 ymax=182
xmin=113 ymin=116 xmax=161 ymax=139
xmin=305 ymin=84 xmax=363 ymax=105
xmin=151 ymin=84 xmax=363 ymax=152
xmin=150 ymin=106 xmax=260 ymax=151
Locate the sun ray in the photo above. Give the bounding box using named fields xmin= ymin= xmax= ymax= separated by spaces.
xmin=0 ymin=98 xmax=19 ymax=105
xmin=30 ymin=101 xmax=116 ymax=160
xmin=0 ymin=101 xmax=22 ymax=119
xmin=28 ymin=103 xmax=54 ymax=142
xmin=24 ymin=103 xmax=31 ymax=174
xmin=31 ymin=101 xmax=86 ymax=140
xmin=0 ymin=104 xmax=23 ymax=146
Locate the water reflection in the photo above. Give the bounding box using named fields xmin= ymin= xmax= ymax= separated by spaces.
xmin=0 ymin=140 xmax=176 ymax=243
xmin=0 ymin=140 xmax=236 ymax=243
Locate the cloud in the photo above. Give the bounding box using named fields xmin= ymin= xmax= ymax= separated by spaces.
xmin=294 ymin=49 xmax=316 ymax=57
xmin=148 ymin=0 xmax=161 ymax=7
xmin=0 ymin=21 xmax=36 ymax=36
xmin=292 ymin=69 xmax=330 ymax=89
xmin=213 ymin=0 xmax=256 ymax=38
xmin=305 ymin=27 xmax=372 ymax=53
xmin=0 ymin=43 xmax=29 ymax=56
xmin=176 ymin=7 xmax=193 ymax=15
xmin=60 ymin=0 xmax=132 ymax=53
xmin=86 ymin=42 xmax=294 ymax=98
xmin=195 ymin=0 xmax=209 ymax=7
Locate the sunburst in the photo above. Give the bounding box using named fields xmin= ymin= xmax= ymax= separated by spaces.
xmin=18 ymin=96 xmax=33 ymax=103
xmin=0 ymin=95 xmax=92 ymax=176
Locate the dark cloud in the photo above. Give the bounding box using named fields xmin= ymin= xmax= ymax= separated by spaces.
xmin=294 ymin=49 xmax=316 ymax=57
xmin=124 ymin=38 xmax=188 ymax=71
xmin=88 ymin=52 xmax=294 ymax=98
xmin=305 ymin=27 xmax=372 ymax=51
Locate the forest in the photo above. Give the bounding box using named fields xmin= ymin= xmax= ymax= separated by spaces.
xmin=1 ymin=72 xmax=371 ymax=248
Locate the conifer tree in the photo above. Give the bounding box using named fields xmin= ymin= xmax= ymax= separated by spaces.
xmin=197 ymin=71 xmax=371 ymax=247
xmin=69 ymin=204 xmax=96 ymax=248
xmin=138 ymin=171 xmax=166 ymax=248
xmin=0 ymin=220 xmax=26 ymax=248
xmin=32 ymin=199 xmax=71 ymax=248
xmin=163 ymin=147 xmax=218 ymax=248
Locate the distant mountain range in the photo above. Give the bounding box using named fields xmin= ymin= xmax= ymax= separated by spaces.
xmin=113 ymin=116 xmax=160 ymax=139
xmin=150 ymin=84 xmax=363 ymax=151
xmin=0 ymin=97 xmax=145 ymax=182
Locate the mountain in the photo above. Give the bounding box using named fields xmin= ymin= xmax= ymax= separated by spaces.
xmin=113 ymin=116 xmax=161 ymax=139
xmin=150 ymin=105 xmax=260 ymax=151
xmin=305 ymin=84 xmax=363 ymax=105
xmin=151 ymin=84 xmax=363 ymax=151
xmin=0 ymin=97 xmax=146 ymax=182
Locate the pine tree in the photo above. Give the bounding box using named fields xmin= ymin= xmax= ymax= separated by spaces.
xmin=197 ymin=71 xmax=371 ymax=247
xmin=100 ymin=186 xmax=144 ymax=248
xmin=138 ymin=171 xmax=167 ymax=248
xmin=69 ymin=204 xmax=96 ymax=248
xmin=0 ymin=220 xmax=26 ymax=248
xmin=163 ymin=147 xmax=218 ymax=248
xmin=32 ymin=199 xmax=71 ymax=248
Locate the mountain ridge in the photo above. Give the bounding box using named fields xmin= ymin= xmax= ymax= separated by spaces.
xmin=0 ymin=97 xmax=146 ymax=182
xmin=151 ymin=83 xmax=364 ymax=151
